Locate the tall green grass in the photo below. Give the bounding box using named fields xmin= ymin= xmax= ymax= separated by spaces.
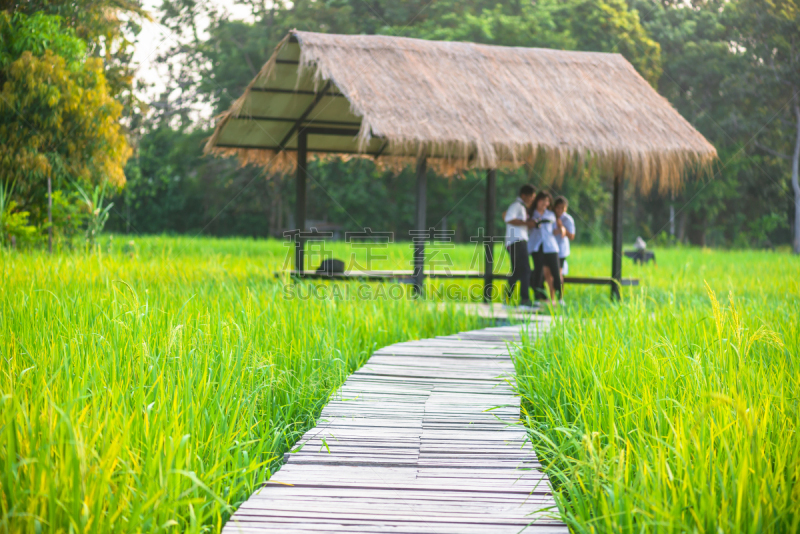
xmin=4 ymin=235 xmax=796 ymax=533
xmin=515 ymin=251 xmax=800 ymax=532
xmin=0 ymin=237 xmax=482 ymax=533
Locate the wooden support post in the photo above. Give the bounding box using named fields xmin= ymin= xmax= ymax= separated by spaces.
xmin=610 ymin=171 xmax=623 ymax=300
xmin=414 ymin=155 xmax=427 ymax=296
xmin=295 ymin=131 xmax=307 ymax=272
xmin=483 ymin=169 xmax=496 ymax=302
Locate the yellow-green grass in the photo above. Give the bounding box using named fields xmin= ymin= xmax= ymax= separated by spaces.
xmin=3 ymin=234 xmax=797 ymax=533
xmin=100 ymin=234 xmax=782 ymax=307
xmin=0 ymin=236 xmax=484 ymax=533
xmin=514 ymin=250 xmax=800 ymax=532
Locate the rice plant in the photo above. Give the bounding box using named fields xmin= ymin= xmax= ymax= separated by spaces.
xmin=0 ymin=236 xmax=482 ymax=533
xmin=3 ymin=235 xmax=797 ymax=533
xmin=514 ymin=251 xmax=800 ymax=533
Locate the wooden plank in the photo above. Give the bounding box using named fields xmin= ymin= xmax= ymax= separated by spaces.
xmin=249 ymin=486 xmax=556 ymax=501
xmin=228 ymin=509 xmax=558 ymax=525
xmin=223 ymin=520 xmax=568 ymax=534
xmin=248 ymin=493 xmax=556 ymax=507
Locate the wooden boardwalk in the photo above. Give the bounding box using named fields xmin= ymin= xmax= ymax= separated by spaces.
xmin=223 ymin=316 xmax=568 ymax=533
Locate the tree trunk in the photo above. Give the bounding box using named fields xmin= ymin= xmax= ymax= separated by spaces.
xmin=678 ymin=210 xmax=687 ymax=243
xmin=47 ymin=175 xmax=53 ymax=254
xmin=792 ymin=101 xmax=800 ymax=254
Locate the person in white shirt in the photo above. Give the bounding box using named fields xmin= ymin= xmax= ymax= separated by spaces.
xmin=504 ymin=185 xmax=535 ymax=306
xmin=553 ymin=196 xmax=575 ymax=286
xmin=526 ymin=191 xmax=561 ymax=304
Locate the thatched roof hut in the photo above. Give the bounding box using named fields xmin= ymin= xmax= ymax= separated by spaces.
xmin=205 ymin=30 xmax=717 ymax=297
xmin=205 ymin=30 xmax=716 ymax=193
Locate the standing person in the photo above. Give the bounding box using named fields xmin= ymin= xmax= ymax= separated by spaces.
xmin=553 ymin=196 xmax=575 ymax=288
xmin=504 ymin=185 xmax=535 ymax=307
xmin=527 ymin=191 xmax=562 ymax=304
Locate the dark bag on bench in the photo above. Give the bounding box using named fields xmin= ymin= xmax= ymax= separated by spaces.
xmin=316 ymin=258 xmax=346 ymax=274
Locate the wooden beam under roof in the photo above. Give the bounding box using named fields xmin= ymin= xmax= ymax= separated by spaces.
xmin=248 ymin=87 xmax=346 ymax=96
xmin=278 ymin=80 xmax=333 ymax=150
xmin=229 ymin=116 xmax=361 ymax=128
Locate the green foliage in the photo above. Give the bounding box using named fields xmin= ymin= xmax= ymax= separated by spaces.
xmin=0 ymin=10 xmax=132 ymax=250
xmin=728 ymin=0 xmax=800 ymax=253
xmin=113 ymin=127 xmax=202 ymax=234
xmin=625 ymin=0 xmax=795 ymax=247
xmin=49 ymin=190 xmax=87 ymax=247
xmin=0 ymin=181 xmax=38 ymax=248
xmin=0 ymin=11 xmax=86 ymax=69
xmin=110 ymin=135 xmax=615 ymax=244
xmin=0 ymin=44 xmax=131 ymax=209
xmin=561 ymin=0 xmax=661 ymax=84
xmin=136 ymin=0 xmax=789 ymax=249
xmin=195 ymin=18 xmax=284 ymax=120
xmin=1 ymin=0 xmax=148 ymax=116
xmin=74 ymin=180 xmax=114 ymax=246
xmin=0 ymin=236 xmax=483 ymax=533
xmin=515 ymin=250 xmax=800 ymax=532
xmin=0 ymin=11 xmax=134 ymax=249
xmin=0 ymin=202 xmax=38 ymax=247
xmin=137 ymin=0 xmax=662 ymax=233
xmin=119 ymin=0 xmax=658 ymax=243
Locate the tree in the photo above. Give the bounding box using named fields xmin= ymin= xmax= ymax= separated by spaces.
xmin=730 ymin=0 xmax=800 ymax=253
xmin=621 ymin=0 xmax=793 ymax=248
xmin=0 ymin=11 xmax=87 ymax=70
xmin=1 ymin=0 xmax=148 ymax=121
xmin=0 ymin=12 xmax=131 ymax=243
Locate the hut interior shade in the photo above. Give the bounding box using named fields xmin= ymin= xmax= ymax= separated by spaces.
xmin=205 ymin=30 xmax=717 ymax=191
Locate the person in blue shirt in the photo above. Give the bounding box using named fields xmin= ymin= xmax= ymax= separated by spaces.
xmin=526 ymin=191 xmax=561 ymax=304
xmin=553 ymin=196 xmax=575 ymax=288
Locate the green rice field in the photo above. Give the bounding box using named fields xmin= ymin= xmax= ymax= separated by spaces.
xmin=2 ymin=235 xmax=798 ymax=533
xmin=0 ymin=236 xmax=482 ymax=533
xmin=515 ymin=249 xmax=800 ymax=532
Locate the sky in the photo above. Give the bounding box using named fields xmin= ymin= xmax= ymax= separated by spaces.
xmin=130 ymin=0 xmax=170 ymax=102
xmin=131 ymin=0 xmax=253 ymax=107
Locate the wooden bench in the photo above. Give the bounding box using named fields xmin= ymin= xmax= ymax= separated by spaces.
xmin=287 ymin=270 xmax=639 ymax=286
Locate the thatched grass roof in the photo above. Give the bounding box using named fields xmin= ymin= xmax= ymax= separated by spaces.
xmin=205 ymin=30 xmax=716 ymax=192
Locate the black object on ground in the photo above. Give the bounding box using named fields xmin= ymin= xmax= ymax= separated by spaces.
xmin=316 ymin=258 xmax=346 ymax=274
xmin=624 ymin=250 xmax=656 ymax=265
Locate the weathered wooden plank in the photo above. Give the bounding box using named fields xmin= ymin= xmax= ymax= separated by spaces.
xmin=247 ymin=489 xmax=551 ymax=502
xmin=248 ymin=494 xmax=556 ymax=507
xmin=227 ymin=509 xmax=558 ymax=526
xmin=223 ymin=520 xmax=568 ymax=534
